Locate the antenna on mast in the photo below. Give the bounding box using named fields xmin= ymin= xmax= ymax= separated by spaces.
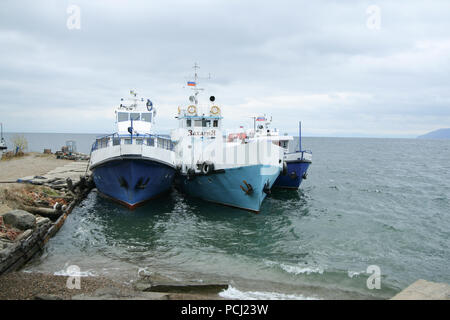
xmin=193 ymin=62 xmax=200 ymax=83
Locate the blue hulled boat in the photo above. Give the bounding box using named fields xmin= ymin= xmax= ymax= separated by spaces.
xmin=243 ymin=117 xmax=312 ymax=189
xmin=89 ymin=91 xmax=176 ymax=209
xmin=273 ymin=122 xmax=312 ymax=189
xmin=274 ymin=152 xmax=311 ymax=189
xmin=171 ymin=65 xmax=284 ymax=212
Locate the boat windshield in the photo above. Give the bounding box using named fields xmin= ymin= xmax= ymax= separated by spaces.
xmin=118 ymin=112 xmax=128 ymax=122
xmin=141 ymin=113 xmax=152 ymax=122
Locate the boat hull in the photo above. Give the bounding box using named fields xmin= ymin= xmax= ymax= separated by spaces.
xmin=274 ymin=160 xmax=310 ymax=189
xmin=177 ymin=164 xmax=280 ymax=212
xmin=92 ymin=158 xmax=175 ymax=209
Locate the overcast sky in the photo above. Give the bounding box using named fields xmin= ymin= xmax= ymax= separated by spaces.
xmin=1 ymin=0 xmax=449 ymax=137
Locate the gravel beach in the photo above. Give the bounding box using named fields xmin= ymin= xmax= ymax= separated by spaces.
xmin=0 ymin=271 xmax=225 ymax=300
xmin=0 ymin=271 xmax=132 ymax=300
xmin=0 ymin=153 xmax=74 ymax=182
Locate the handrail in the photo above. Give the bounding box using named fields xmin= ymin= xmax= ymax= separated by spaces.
xmin=285 ymin=150 xmax=312 ymax=155
xmin=91 ymin=132 xmax=174 ymax=152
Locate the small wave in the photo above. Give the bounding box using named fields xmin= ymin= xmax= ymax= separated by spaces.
xmin=219 ymin=286 xmax=319 ymax=300
xmin=137 ymin=267 xmax=153 ymax=277
xmin=347 ymin=270 xmax=365 ymax=278
xmin=279 ymin=264 xmax=324 ymax=275
xmin=265 ymin=261 xmax=325 ymax=275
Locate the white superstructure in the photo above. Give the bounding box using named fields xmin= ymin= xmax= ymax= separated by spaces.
xmin=89 ymin=91 xmax=175 ymax=171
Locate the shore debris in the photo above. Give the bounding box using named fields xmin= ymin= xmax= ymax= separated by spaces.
xmin=53 ymin=140 xmax=89 ymax=161
xmin=0 ymin=161 xmax=94 ymax=275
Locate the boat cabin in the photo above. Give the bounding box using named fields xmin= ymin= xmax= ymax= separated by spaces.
xmin=115 ymin=94 xmax=156 ymax=135
xmin=176 ymin=104 xmax=223 ymax=139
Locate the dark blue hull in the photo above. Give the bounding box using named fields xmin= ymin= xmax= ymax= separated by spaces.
xmin=92 ymin=159 xmax=175 ymax=208
xmin=274 ymin=161 xmax=310 ymax=189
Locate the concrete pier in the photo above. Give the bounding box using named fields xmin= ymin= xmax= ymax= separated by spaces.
xmin=391 ymin=279 xmax=450 ymax=300
xmin=17 ymin=161 xmax=89 ymax=188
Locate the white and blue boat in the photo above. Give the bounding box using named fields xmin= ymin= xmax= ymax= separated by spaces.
xmin=246 ymin=117 xmax=312 ymax=189
xmin=171 ymin=67 xmax=284 ymax=212
xmin=89 ymin=91 xmax=176 ymax=209
xmin=273 ymin=122 xmax=312 ymax=189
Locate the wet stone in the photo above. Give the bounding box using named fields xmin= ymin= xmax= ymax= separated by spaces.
xmin=1 ymin=210 xmax=36 ymax=231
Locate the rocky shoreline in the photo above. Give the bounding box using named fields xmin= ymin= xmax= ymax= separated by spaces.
xmin=0 ymin=154 xmax=94 ymax=276
xmin=0 ymin=154 xmax=227 ymax=300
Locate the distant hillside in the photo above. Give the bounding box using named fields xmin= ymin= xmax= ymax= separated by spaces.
xmin=417 ymin=128 xmax=450 ymax=139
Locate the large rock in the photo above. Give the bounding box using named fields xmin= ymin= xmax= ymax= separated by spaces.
xmin=1 ymin=210 xmax=36 ymax=231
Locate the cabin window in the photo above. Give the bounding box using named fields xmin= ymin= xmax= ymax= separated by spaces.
xmin=141 ymin=113 xmax=152 ymax=122
xmin=130 ymin=113 xmax=140 ymax=121
xmin=135 ymin=139 xmax=143 ymax=145
xmin=186 ymin=119 xmax=192 ymax=127
xmin=124 ymin=139 xmax=132 ymax=145
xmin=113 ymin=137 xmax=120 ymax=146
xmin=118 ymin=112 xmax=128 ymax=122
xmin=194 ymin=120 xmax=202 ymax=127
xmin=202 ymin=120 xmax=211 ymax=127
xmin=213 ymin=120 xmax=218 ymax=127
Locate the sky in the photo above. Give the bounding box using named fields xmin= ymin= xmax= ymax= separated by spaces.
xmin=1 ymin=0 xmax=450 ymax=137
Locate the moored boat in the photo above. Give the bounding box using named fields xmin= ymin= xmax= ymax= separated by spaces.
xmin=171 ymin=66 xmax=284 ymax=212
xmin=274 ymin=121 xmax=312 ymax=189
xmin=242 ymin=116 xmax=312 ymax=189
xmin=89 ymin=91 xmax=176 ymax=209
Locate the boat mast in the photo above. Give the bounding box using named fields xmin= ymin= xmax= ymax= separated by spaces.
xmin=298 ymin=121 xmax=302 ymax=152
xmin=192 ymin=63 xmax=203 ymax=106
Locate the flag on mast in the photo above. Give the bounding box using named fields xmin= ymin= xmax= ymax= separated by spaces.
xmin=187 ymin=81 xmax=196 ymax=87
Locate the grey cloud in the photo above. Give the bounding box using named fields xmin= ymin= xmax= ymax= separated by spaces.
xmin=1 ymin=0 xmax=450 ymax=136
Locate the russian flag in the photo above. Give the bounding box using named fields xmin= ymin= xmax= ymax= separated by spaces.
xmin=187 ymin=81 xmax=196 ymax=86
xmin=256 ymin=116 xmax=266 ymax=121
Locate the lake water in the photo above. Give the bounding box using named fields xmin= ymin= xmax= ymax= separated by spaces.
xmin=22 ymin=136 xmax=450 ymax=299
xmin=2 ymin=132 xmax=101 ymax=154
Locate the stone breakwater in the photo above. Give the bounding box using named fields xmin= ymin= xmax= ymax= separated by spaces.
xmin=0 ymin=161 xmax=93 ymax=275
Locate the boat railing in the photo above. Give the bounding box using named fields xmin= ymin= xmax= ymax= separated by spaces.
xmin=285 ymin=150 xmax=312 ymax=155
xmin=91 ymin=133 xmax=174 ymax=152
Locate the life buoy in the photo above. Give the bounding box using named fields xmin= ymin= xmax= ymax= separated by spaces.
xmin=146 ymin=99 xmax=153 ymax=111
xmin=201 ymin=161 xmax=214 ymax=175
xmin=187 ymin=105 xmax=197 ymax=115
xmin=282 ymin=162 xmax=288 ymax=176
xmin=210 ymin=105 xmax=220 ymax=115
